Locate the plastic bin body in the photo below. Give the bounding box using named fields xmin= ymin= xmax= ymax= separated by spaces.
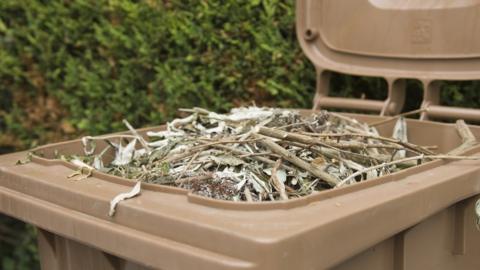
xmin=1 ymin=113 xmax=480 ymax=269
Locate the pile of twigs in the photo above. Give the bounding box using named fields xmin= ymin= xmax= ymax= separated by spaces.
xmin=67 ymin=107 xmax=478 ymax=202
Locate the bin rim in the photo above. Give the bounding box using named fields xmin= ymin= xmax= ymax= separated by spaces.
xmin=28 ymin=111 xmax=480 ymax=211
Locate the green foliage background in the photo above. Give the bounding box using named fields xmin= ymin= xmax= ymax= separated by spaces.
xmin=0 ymin=1 xmax=479 ymax=269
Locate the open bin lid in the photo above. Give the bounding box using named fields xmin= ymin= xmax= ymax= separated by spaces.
xmin=297 ymin=0 xmax=480 ymax=120
xmin=296 ymin=0 xmax=480 ymax=80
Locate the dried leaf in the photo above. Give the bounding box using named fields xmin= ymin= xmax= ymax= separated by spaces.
xmin=68 ymin=158 xmax=95 ymax=180
xmin=81 ymin=137 xmax=96 ymax=156
xmin=366 ymin=170 xmax=378 ymax=180
xmin=110 ymin=139 xmax=137 ymax=166
xmin=264 ymin=168 xmax=287 ymax=183
xmin=211 ymin=154 xmax=245 ymax=166
xmin=392 ymin=117 xmax=407 ymax=159
xmin=71 ymin=158 xmax=94 ymax=170
xmin=476 ymin=199 xmax=480 ymax=230
xmin=109 ymin=181 xmax=141 ymax=217
xmin=147 ymin=130 xmax=185 ymax=138
xmin=311 ymin=156 xmax=325 ymax=166
xmin=209 ymin=107 xmax=274 ymax=122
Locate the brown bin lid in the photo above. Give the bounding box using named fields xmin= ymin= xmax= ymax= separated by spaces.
xmin=297 ymin=0 xmax=480 ymax=120
xmin=296 ymin=0 xmax=480 ymax=80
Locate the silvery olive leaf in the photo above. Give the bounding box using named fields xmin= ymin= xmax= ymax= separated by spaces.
xmin=291 ymin=178 xmax=298 ymax=185
xmin=147 ymin=130 xmax=185 ymax=139
xmin=133 ymin=148 xmax=147 ymax=159
xmin=247 ymin=171 xmax=270 ymax=193
xmin=214 ymin=169 xmax=243 ymax=182
xmin=209 ymin=107 xmax=274 ymax=122
xmin=263 ymin=168 xmax=287 ymax=183
xmin=167 ymin=114 xmax=196 ymax=132
xmin=195 ymin=123 xmax=207 ymax=132
xmin=205 ymin=122 xmax=225 ymax=134
xmin=111 ymin=139 xmax=137 ymax=166
xmin=392 ymin=117 xmax=408 ymax=159
xmin=276 ymin=169 xmax=287 ymax=183
xmin=93 ymin=156 xmax=104 ymax=170
xmin=81 ymin=136 xmax=96 ymax=156
xmin=235 ymin=178 xmax=247 ymax=191
xmin=211 ymin=154 xmax=245 ymax=166
xmin=366 ymin=170 xmax=378 ymax=180
xmin=148 ymin=139 xmax=169 ymax=148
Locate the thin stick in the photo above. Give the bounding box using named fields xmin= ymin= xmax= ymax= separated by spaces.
xmin=259 ymin=126 xmax=428 ymax=155
xmin=299 ymin=131 xmax=434 ymax=155
xmin=83 ymin=135 xmax=138 ymax=141
xmin=175 ymin=172 xmax=213 ymax=184
xmin=256 ymin=135 xmax=339 ymax=186
xmin=336 ymin=154 xmax=480 ymax=187
xmin=270 ymin=159 xmax=288 ymax=200
xmin=323 ymin=140 xmax=404 ymax=150
xmin=276 ymin=121 xmax=309 ymax=130
xmin=189 ymin=138 xmax=261 ymax=152
xmin=368 ymin=108 xmax=427 ymax=127
xmin=449 ymin=120 xmax=478 ymax=155
xmin=258 ymin=126 xmax=342 ymax=151
xmin=239 ymin=152 xmax=280 ymax=158
xmin=280 ymin=139 xmax=386 ymax=164
xmin=206 ymin=143 xmax=296 ymax=171
xmin=329 ymin=112 xmax=367 ymax=130
xmin=163 ymin=138 xmax=260 ymax=163
xmin=175 ymin=152 xmax=200 ymax=182
xmin=244 ymin=186 xmax=253 ymax=202
xmin=123 ymin=119 xmax=152 ymax=152
xmin=178 ymin=107 xmax=210 ymax=114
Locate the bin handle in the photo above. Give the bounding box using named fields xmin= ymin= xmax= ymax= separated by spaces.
xmin=420 ymin=80 xmax=480 ymax=121
xmin=313 ymin=70 xmax=406 ymax=116
xmin=313 ymin=73 xmax=480 ymax=122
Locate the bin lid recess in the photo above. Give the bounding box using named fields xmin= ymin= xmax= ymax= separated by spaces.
xmin=296 ymin=0 xmax=480 ymax=80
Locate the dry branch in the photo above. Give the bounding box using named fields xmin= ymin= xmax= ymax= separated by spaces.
xmin=449 ymin=120 xmax=478 ymax=155
xmin=257 ymin=135 xmax=339 ymax=186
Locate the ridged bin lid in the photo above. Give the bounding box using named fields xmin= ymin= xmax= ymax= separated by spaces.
xmin=296 ymin=0 xmax=480 ymax=80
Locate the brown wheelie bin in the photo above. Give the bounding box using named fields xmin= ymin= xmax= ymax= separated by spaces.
xmin=1 ymin=0 xmax=480 ymax=269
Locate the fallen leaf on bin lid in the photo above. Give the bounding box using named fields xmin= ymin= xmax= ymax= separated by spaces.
xmin=109 ymin=181 xmax=142 ymax=217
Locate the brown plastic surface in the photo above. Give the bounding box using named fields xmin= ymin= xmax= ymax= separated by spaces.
xmin=1 ymin=113 xmax=480 ymax=269
xmin=297 ymin=0 xmax=480 ymax=120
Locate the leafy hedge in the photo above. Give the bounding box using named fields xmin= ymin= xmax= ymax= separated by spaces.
xmin=1 ymin=1 xmax=480 ymax=269
xmin=0 ymin=215 xmax=38 ymax=270
xmin=0 ymin=0 xmax=317 ymax=152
